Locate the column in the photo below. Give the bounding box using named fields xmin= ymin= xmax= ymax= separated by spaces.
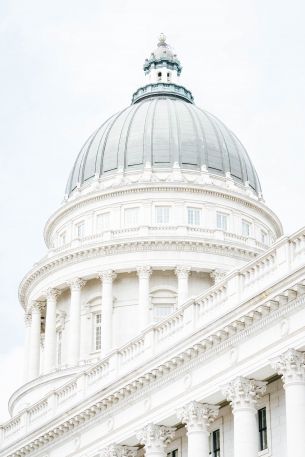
xmin=137 ymin=266 xmax=152 ymax=328
xmin=98 ymin=270 xmax=116 ymax=356
xmin=272 ymin=348 xmax=305 ymax=457
xmin=67 ymin=278 xmax=86 ymax=366
xmin=23 ymin=312 xmax=32 ymax=381
xmin=137 ymin=423 xmax=175 ymax=457
xmin=175 ymin=266 xmax=191 ymax=307
xmin=177 ymin=400 xmax=219 ymax=456
xmin=28 ymin=302 xmax=43 ymax=380
xmin=44 ymin=288 xmax=61 ymax=373
xmin=101 ymin=444 xmax=138 ymax=457
xmin=223 ymin=376 xmax=266 ymax=457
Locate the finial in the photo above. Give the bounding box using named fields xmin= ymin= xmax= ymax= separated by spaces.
xmin=158 ymin=33 xmax=167 ymax=46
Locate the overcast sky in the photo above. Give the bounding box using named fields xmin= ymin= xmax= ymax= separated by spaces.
xmin=0 ymin=0 xmax=304 ymax=421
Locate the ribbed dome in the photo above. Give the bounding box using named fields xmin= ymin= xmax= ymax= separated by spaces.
xmin=66 ymin=96 xmax=261 ymax=196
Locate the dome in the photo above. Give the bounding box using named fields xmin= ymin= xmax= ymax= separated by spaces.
xmin=66 ymin=97 xmax=261 ymax=196
xmin=66 ymin=35 xmax=261 ymax=197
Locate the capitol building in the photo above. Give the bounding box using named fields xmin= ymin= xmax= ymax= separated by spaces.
xmin=1 ymin=34 xmax=305 ymax=457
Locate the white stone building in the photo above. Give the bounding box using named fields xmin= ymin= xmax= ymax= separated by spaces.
xmin=1 ymin=34 xmax=305 ymax=457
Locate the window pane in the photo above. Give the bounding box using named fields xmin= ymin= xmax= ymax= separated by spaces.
xmin=124 ymin=207 xmax=139 ymax=227
xmin=188 ymin=207 xmax=201 ymax=225
xmin=258 ymin=407 xmax=268 ymax=451
xmin=155 ymin=206 xmax=170 ymax=224
xmin=216 ymin=212 xmax=228 ymax=230
xmin=97 ymin=213 xmax=110 ymax=232
xmin=242 ymin=220 xmax=251 ymax=237
xmin=154 ymin=305 xmax=174 ymax=320
xmin=95 ymin=313 xmax=102 ymax=351
xmin=76 ymin=222 xmax=85 ymax=238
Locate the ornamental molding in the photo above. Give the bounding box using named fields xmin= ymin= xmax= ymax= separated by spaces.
xmin=44 ymin=182 xmax=282 ymax=245
xmin=271 ymin=348 xmax=305 ymax=385
xmin=45 ymin=288 xmax=61 ymax=301
xmin=175 ymin=265 xmax=191 ymax=279
xmin=67 ymin=278 xmax=87 ymax=291
xmin=98 ymin=270 xmax=117 ymax=283
xmin=176 ymin=401 xmax=219 ymax=431
xmin=136 ymin=265 xmax=152 ymax=278
xmin=24 ymin=313 xmax=32 ymax=327
xmin=5 ymin=279 xmax=305 ymax=457
xmin=210 ymin=269 xmax=228 ymax=284
xmin=222 ymin=377 xmax=267 ymax=411
xmin=100 ymin=444 xmax=138 ymax=457
xmin=30 ymin=301 xmax=45 ymax=314
xmin=136 ymin=423 xmax=175 ymax=449
xmin=19 ymin=239 xmax=258 ymax=307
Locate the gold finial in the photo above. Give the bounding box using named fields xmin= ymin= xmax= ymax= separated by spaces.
xmin=158 ymin=33 xmax=167 ymax=45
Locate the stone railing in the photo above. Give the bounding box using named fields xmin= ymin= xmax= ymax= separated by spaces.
xmin=51 ymin=225 xmax=268 ymax=255
xmin=2 ymin=227 xmax=305 ymax=448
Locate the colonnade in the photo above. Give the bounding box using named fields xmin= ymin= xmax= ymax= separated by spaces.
xmin=99 ymin=350 xmax=305 ymax=457
xmin=24 ymin=265 xmax=196 ymax=381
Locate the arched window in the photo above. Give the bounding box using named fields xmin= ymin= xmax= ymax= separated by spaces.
xmin=150 ymin=287 xmax=177 ymax=321
xmin=157 ymin=71 xmax=162 ymax=81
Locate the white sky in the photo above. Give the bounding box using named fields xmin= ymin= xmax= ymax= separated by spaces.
xmin=0 ymin=0 xmax=304 ymax=421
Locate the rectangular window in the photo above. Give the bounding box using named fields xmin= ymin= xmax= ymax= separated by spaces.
xmin=97 ymin=212 xmax=110 ymax=232
xmin=187 ymin=207 xmax=201 ymax=225
xmin=94 ymin=313 xmax=102 ymax=351
xmin=155 ymin=206 xmax=170 ymax=224
xmin=154 ymin=304 xmax=174 ymax=320
xmin=261 ymin=230 xmax=268 ymax=244
xmin=210 ymin=429 xmax=220 ymax=457
xmin=124 ymin=207 xmax=139 ymax=227
xmin=242 ymin=219 xmax=251 ymax=237
xmin=167 ymin=450 xmax=178 ymax=457
xmin=75 ymin=221 xmax=85 ymax=238
xmin=258 ymin=407 xmax=268 ymax=451
xmin=216 ymin=212 xmax=228 ymax=231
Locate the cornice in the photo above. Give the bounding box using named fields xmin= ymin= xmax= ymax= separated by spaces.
xmin=18 ymin=238 xmax=259 ymax=308
xmin=5 ymin=274 xmax=305 ymax=457
xmin=43 ymin=182 xmax=282 ymax=245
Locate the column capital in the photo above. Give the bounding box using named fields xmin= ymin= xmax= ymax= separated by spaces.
xmin=177 ymin=400 xmax=219 ymax=431
xmin=136 ymin=423 xmax=175 ymax=451
xmin=68 ymin=277 xmax=87 ymax=291
xmin=137 ymin=265 xmax=152 ymax=278
xmin=31 ymin=301 xmax=45 ymax=314
xmin=222 ymin=376 xmax=267 ymax=412
xmin=101 ymin=444 xmax=138 ymax=457
xmin=98 ymin=270 xmax=117 ymax=283
xmin=271 ymin=348 xmax=305 ymax=385
xmin=175 ymin=265 xmax=191 ymax=279
xmin=24 ymin=313 xmax=32 ymax=327
xmin=45 ymin=288 xmax=61 ymax=300
xmin=210 ymin=269 xmax=227 ymax=284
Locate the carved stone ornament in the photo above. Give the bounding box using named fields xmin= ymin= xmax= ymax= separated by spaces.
xmin=68 ymin=277 xmax=87 ymax=291
xmin=271 ymin=348 xmax=305 ymax=385
xmin=175 ymin=265 xmax=191 ymax=279
xmin=45 ymin=287 xmax=61 ymax=301
xmin=98 ymin=270 xmax=117 ymax=284
xmin=222 ymin=376 xmax=267 ymax=412
xmin=177 ymin=400 xmax=219 ymax=432
xmin=31 ymin=301 xmax=45 ymax=314
xmin=24 ymin=313 xmax=32 ymax=327
xmin=136 ymin=423 xmax=175 ymax=451
xmin=210 ymin=269 xmax=227 ymax=284
xmin=101 ymin=444 xmax=138 ymax=457
xmin=136 ymin=265 xmax=152 ymax=279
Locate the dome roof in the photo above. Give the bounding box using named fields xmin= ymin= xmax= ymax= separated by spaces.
xmin=66 ymin=96 xmax=261 ymax=196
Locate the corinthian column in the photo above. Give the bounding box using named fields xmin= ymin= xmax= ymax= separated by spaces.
xmin=67 ymin=278 xmax=86 ymax=366
xmin=23 ymin=312 xmax=32 ymax=381
xmin=137 ymin=266 xmax=152 ymax=328
xmin=29 ymin=302 xmax=44 ymax=380
xmin=44 ymin=288 xmax=61 ymax=373
xmin=101 ymin=444 xmax=138 ymax=457
xmin=177 ymin=401 xmax=219 ymax=457
xmin=175 ymin=266 xmax=191 ymax=307
xmin=98 ymin=270 xmax=116 ymax=356
xmin=223 ymin=376 xmax=266 ymax=457
xmin=136 ymin=423 xmax=175 ymax=457
xmin=272 ymin=349 xmax=305 ymax=457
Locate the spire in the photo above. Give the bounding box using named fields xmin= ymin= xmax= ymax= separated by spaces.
xmin=132 ymin=34 xmax=193 ymax=104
